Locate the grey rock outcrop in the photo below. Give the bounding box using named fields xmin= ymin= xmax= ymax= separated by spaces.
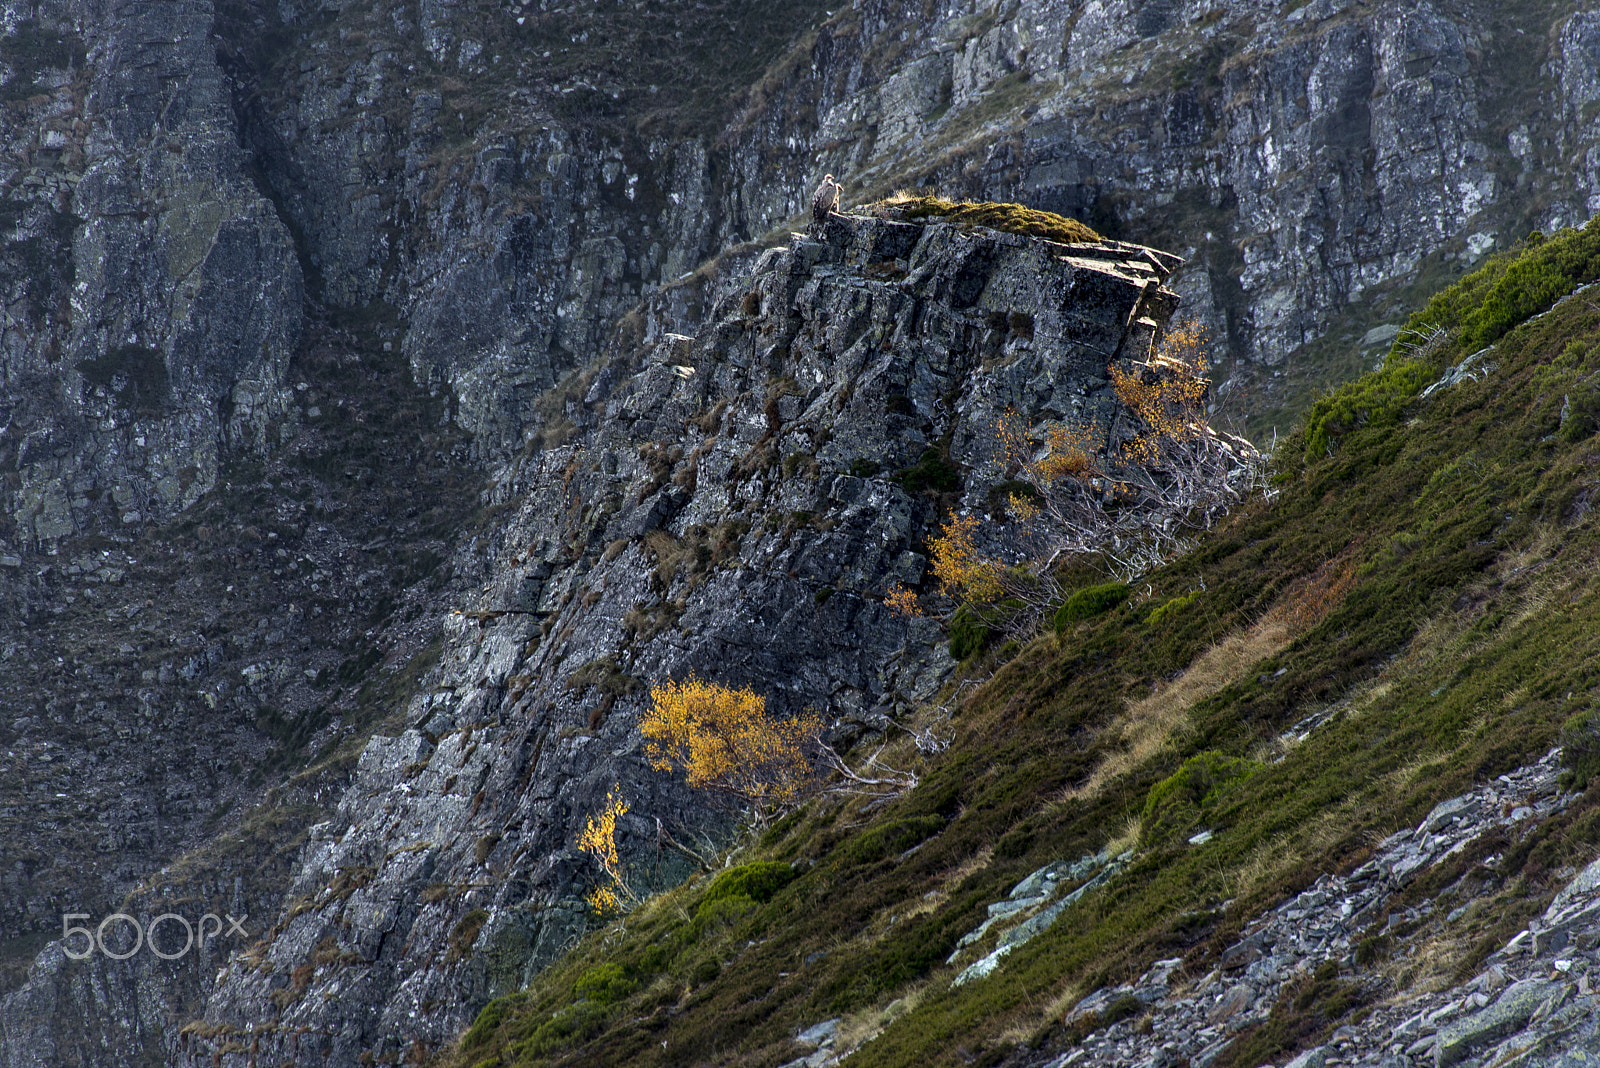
xmin=172 ymin=213 xmax=1183 ymax=1065
xmin=1018 ymin=748 xmax=1600 ymax=1068
xmin=717 ymin=0 xmax=1600 ymax=422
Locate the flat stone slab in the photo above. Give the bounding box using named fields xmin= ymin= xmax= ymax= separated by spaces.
xmin=1434 ymin=979 xmax=1562 ymax=1067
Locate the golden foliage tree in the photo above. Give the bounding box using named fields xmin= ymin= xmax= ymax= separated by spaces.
xmin=577 ymin=786 xmax=635 ymax=914
xmin=929 ymin=513 xmax=1005 ymax=603
xmin=884 ymin=582 xmax=924 ymax=618
xmin=640 ymin=676 xmax=820 ymax=815
xmin=945 ymin=321 xmax=1264 ymax=625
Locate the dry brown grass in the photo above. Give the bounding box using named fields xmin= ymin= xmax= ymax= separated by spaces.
xmin=1220 ymin=832 xmax=1304 ymax=902
xmin=833 ymin=977 xmax=937 ymax=1054
xmin=1063 ymin=614 xmax=1292 ymax=802
xmin=942 ymin=844 xmax=995 ymax=887
xmin=1061 ymin=551 xmax=1369 ymax=804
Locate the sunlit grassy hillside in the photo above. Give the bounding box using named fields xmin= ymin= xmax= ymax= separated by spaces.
xmin=442 ymin=219 xmax=1600 ymax=1068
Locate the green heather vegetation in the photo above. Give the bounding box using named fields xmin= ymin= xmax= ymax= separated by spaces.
xmin=443 ymin=222 xmax=1600 ymax=1068
xmin=871 ymin=193 xmax=1103 ymax=246
xmin=1053 ymin=581 xmax=1131 ymax=633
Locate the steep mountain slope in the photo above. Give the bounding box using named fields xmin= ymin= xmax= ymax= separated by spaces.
xmin=441 ymin=222 xmax=1600 ymax=1068
xmin=3 ymin=0 xmax=1600 ymax=1064
xmin=162 ymin=210 xmax=1184 ymax=1067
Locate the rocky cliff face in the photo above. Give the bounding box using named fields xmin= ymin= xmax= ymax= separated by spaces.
xmin=163 ymin=213 xmax=1181 ymax=1066
xmin=4 ymin=0 xmax=1600 ymax=1064
xmin=1 ymin=0 xmax=301 ymax=545
xmin=717 ymin=0 xmax=1600 ymax=430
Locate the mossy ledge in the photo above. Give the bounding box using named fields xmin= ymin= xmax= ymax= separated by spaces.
xmin=867 ymin=193 xmax=1102 ymax=246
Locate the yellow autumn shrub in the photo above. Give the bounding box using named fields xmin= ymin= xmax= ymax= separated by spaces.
xmin=640 ymin=676 xmax=819 ymax=811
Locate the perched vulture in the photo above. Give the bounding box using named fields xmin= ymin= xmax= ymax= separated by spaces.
xmin=811 ymin=173 xmax=841 ymax=232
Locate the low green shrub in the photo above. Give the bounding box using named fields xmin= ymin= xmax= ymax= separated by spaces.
xmin=698 ymin=861 xmax=796 ymax=911
xmin=1560 ymin=385 xmax=1600 ymax=443
xmin=573 ymin=962 xmax=635 ymax=1005
xmin=1301 ymin=358 xmax=1434 ymax=457
xmin=461 ymin=995 xmax=514 ymax=1051
xmin=1146 ymin=593 xmax=1195 ymax=626
xmin=692 ymin=894 xmax=759 ymax=936
xmin=1560 ymin=708 xmax=1600 ymax=787
xmin=839 ymin=815 xmax=946 ymax=866
xmin=512 ymin=1001 xmax=609 ymax=1058
xmin=1141 ymin=751 xmax=1263 ymax=845
xmin=897 ymin=447 xmax=961 ymax=493
xmin=1458 ymin=225 xmax=1600 ymax=352
xmin=949 ymin=604 xmax=993 ymax=660
xmin=1055 ymin=583 xmax=1131 ymax=633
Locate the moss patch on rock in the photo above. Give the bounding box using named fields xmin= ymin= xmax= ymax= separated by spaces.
xmin=869 ymin=194 xmax=1102 ymax=246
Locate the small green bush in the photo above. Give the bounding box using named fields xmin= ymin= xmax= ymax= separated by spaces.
xmin=1102 ymin=993 xmax=1144 ymax=1027
xmin=839 ymin=815 xmax=946 ymax=866
xmin=1146 ymin=593 xmax=1195 ymax=626
xmin=848 ymin=458 xmax=881 ymax=478
xmin=692 ymin=894 xmax=759 ymax=937
xmin=1560 ymin=708 xmax=1600 ymax=787
xmin=1141 ymin=751 xmax=1263 ymax=845
xmin=949 ymin=604 xmax=993 ymax=660
xmin=573 ymin=962 xmax=635 ymax=1005
xmin=1560 ymin=387 xmax=1600 ymax=443
xmin=512 ymin=1001 xmax=609 ymax=1058
xmin=1458 ymin=225 xmax=1600 ymax=352
xmin=897 ymin=447 xmax=961 ymax=494
xmin=1302 ymin=358 xmax=1434 ymax=457
xmin=1055 ymin=582 xmax=1131 ymax=633
xmin=461 ymin=995 xmax=513 ymax=1051
xmin=699 ymin=861 xmax=796 ymax=911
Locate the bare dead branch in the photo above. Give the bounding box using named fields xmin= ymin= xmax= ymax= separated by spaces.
xmin=816 ymin=738 xmax=919 ymax=803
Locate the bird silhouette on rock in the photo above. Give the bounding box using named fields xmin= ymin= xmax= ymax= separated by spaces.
xmin=811 ymin=174 xmax=841 ymax=235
